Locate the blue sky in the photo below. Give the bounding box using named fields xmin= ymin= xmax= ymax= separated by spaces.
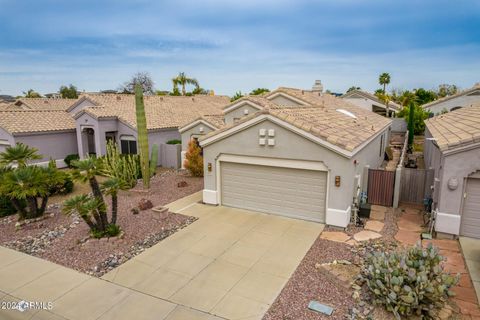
xmin=0 ymin=0 xmax=479 ymax=96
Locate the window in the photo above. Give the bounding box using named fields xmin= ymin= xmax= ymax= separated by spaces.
xmin=120 ymin=139 xmax=137 ymax=154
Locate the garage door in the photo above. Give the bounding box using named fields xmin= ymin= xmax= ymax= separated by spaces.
xmin=220 ymin=162 xmax=327 ymax=222
xmin=461 ymin=178 xmax=480 ymax=238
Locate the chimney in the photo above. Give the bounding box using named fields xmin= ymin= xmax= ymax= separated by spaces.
xmin=312 ymin=80 xmax=323 ymax=93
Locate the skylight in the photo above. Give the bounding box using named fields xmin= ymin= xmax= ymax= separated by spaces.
xmin=336 ymin=109 xmax=357 ymax=119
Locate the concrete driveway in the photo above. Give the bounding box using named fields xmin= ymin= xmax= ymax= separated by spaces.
xmin=102 ymin=193 xmax=324 ymax=320
xmin=460 ymin=237 xmax=480 ymax=303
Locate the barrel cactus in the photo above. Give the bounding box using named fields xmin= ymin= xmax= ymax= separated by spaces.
xmin=362 ymin=242 xmax=459 ymax=319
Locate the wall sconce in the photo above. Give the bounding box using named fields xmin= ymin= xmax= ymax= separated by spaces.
xmin=335 ymin=176 xmax=341 ymax=187
xmin=207 ymin=163 xmax=212 ymax=172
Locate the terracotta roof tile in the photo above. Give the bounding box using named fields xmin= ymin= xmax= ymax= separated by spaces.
xmin=79 ymin=94 xmax=230 ymax=130
xmin=425 ymin=103 xmax=480 ymax=151
xmin=0 ymin=110 xmax=76 ymax=134
xmin=12 ymin=98 xmax=78 ymax=111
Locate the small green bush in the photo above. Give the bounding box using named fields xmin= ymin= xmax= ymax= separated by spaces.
xmin=48 ymin=171 xmax=74 ymax=195
xmin=0 ymin=196 xmax=18 ymax=217
xmin=362 ymin=243 xmax=459 ymax=319
xmin=64 ymin=154 xmax=80 ymax=168
xmin=90 ymin=224 xmax=121 ymax=238
xmin=166 ymin=139 xmax=181 ymax=145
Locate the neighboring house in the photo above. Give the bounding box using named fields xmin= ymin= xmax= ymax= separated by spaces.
xmin=422 ymin=83 xmax=480 ymax=114
xmin=0 ymin=110 xmax=78 ymax=166
xmin=424 ymin=104 xmax=480 ymax=238
xmin=188 ymin=87 xmax=391 ymax=228
xmin=341 ymin=89 xmax=401 ymax=117
xmin=73 ymin=94 xmax=230 ymax=167
xmin=8 ymin=98 xmax=78 ymax=111
xmin=0 ymin=94 xmax=230 ymax=168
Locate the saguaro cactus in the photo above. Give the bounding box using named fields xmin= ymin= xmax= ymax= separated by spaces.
xmin=135 ymin=84 xmax=150 ymax=188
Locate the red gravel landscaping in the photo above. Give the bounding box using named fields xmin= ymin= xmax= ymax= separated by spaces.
xmin=263 ymin=238 xmax=356 ymax=320
xmin=0 ymin=170 xmax=203 ymax=276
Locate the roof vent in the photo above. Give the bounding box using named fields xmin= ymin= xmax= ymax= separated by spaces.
xmin=301 ymin=90 xmax=304 ymax=95
xmin=336 ymin=109 xmax=357 ymax=119
xmin=312 ymin=80 xmax=323 ymax=93
xmin=192 ymin=97 xmax=195 ymax=102
xmin=116 ymin=96 xmax=121 ymax=101
xmin=44 ymin=100 xmax=48 ymax=104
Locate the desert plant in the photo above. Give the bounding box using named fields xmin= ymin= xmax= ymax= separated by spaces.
xmin=362 ymin=243 xmax=459 ymax=319
xmin=149 ymin=144 xmax=158 ymax=177
xmin=0 ymin=166 xmax=54 ymax=219
xmin=0 ymin=143 xmax=42 ymax=167
xmin=66 ymin=157 xmax=129 ymax=237
xmin=184 ymin=140 xmax=203 ymax=177
xmin=101 ymin=140 xmax=140 ymax=189
xmin=135 ymin=84 xmax=151 ymax=188
xmin=64 ymin=154 xmax=80 ymax=168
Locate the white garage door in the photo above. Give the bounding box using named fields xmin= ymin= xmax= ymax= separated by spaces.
xmin=220 ymin=162 xmax=327 ymax=222
xmin=461 ymin=178 xmax=480 ymax=238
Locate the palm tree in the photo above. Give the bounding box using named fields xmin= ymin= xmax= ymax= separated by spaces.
xmin=71 ymin=157 xmax=108 ymax=229
xmin=101 ymin=177 xmax=126 ymax=225
xmin=0 ymin=143 xmax=42 ymax=167
xmin=379 ymin=73 xmax=391 ymax=94
xmin=63 ymin=195 xmax=101 ymax=231
xmin=23 ymin=89 xmax=42 ymax=98
xmin=0 ymin=166 xmax=50 ymax=219
xmin=172 ymin=72 xmax=199 ymax=96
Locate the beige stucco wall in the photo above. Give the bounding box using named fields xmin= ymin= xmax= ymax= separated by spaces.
xmin=224 ymin=104 xmax=260 ymax=125
xmin=15 ymin=131 xmax=78 ymax=164
xmin=181 ymin=123 xmax=216 ymax=151
xmin=425 ymin=93 xmax=480 ymax=114
xmin=0 ymin=127 xmax=14 ymax=153
xmin=268 ymin=95 xmax=302 ymax=106
xmin=202 ymin=118 xmax=387 ymax=216
xmin=424 ymin=127 xmax=480 ymax=235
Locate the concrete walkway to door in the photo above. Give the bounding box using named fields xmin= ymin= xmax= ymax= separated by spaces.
xmin=102 ymin=193 xmax=324 ymax=320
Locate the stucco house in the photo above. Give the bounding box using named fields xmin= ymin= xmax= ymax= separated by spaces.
xmin=424 ymin=104 xmax=480 ymax=238
xmin=341 ymin=89 xmax=401 ymax=117
xmin=422 ymin=83 xmax=480 ymax=114
xmin=0 ymin=94 xmax=229 ymax=168
xmin=179 ymin=87 xmax=392 ymax=227
xmin=0 ymin=110 xmax=78 ymax=166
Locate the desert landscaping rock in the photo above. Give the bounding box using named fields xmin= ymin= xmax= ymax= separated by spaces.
xmin=353 ymin=230 xmax=382 ymax=242
xmin=364 ymin=220 xmax=384 ymax=232
xmin=320 ymin=231 xmax=351 ymax=243
xmin=0 ymin=169 xmax=203 ymax=277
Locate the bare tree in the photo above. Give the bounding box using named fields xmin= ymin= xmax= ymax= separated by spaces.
xmin=120 ymin=72 xmax=155 ymax=94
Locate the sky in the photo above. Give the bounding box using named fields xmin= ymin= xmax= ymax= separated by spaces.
xmin=0 ymin=0 xmax=479 ymax=96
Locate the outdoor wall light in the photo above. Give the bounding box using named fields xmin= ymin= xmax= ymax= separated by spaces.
xmin=199 ymin=127 xmax=204 ymax=133
xmin=335 ymin=176 xmax=341 ymax=187
xmin=207 ymin=163 xmax=212 ymax=172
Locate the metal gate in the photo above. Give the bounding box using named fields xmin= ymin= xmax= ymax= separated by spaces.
xmin=400 ymin=168 xmax=434 ymax=204
xmin=367 ymin=169 xmax=395 ymax=206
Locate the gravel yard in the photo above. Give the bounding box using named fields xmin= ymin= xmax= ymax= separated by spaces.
xmin=0 ymin=170 xmax=203 ymax=276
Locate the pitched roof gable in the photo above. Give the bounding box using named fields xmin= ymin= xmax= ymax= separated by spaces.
xmin=422 ymin=84 xmax=480 ymax=109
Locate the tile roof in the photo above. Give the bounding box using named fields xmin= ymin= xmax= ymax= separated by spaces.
xmin=223 ymin=95 xmax=279 ymax=110
xmin=202 ymin=91 xmax=391 ymax=152
xmin=0 ymin=110 xmax=76 ymax=134
xmin=341 ymin=89 xmax=402 ymax=110
xmin=77 ymin=94 xmax=230 ymax=130
xmin=13 ymin=98 xmax=78 ymax=111
xmin=422 ymin=84 xmax=480 ymax=109
xmin=201 ymin=114 xmax=226 ymax=129
xmin=425 ymin=103 xmax=480 ymax=151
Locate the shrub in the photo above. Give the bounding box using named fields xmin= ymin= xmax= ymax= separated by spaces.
xmin=0 ymin=196 xmax=18 ymax=217
xmin=183 ymin=140 xmax=203 ymax=177
xmin=362 ymin=243 xmax=459 ymax=319
xmin=91 ymin=224 xmax=121 ymax=238
xmin=64 ymin=154 xmax=80 ymax=168
xmin=48 ymin=171 xmax=74 ymax=195
xmin=166 ymin=139 xmax=181 ymax=145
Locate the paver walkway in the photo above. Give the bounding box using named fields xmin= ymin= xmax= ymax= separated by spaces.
xmin=0 ymin=191 xmax=324 ymax=320
xmin=394 ymin=205 xmax=480 ymax=318
xmin=103 ymin=195 xmax=324 ymax=320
